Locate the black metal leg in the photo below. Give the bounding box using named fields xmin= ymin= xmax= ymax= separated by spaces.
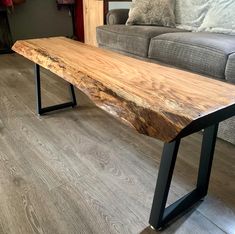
xmin=149 ymin=140 xmax=181 ymax=229
xmin=149 ymin=124 xmax=218 ymax=230
xmin=69 ymin=83 xmax=77 ymax=107
xmin=35 ymin=63 xmax=42 ymax=114
xmin=35 ymin=64 xmax=77 ymax=115
xmin=196 ymin=124 xmax=219 ymax=196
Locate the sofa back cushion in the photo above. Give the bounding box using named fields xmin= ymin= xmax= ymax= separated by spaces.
xmin=175 ymin=0 xmax=212 ymax=31
xmin=198 ymin=0 xmax=235 ymax=35
xmin=126 ymin=0 xmax=175 ymax=27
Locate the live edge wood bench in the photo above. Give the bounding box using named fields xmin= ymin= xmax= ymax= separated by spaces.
xmin=12 ymin=37 xmax=235 ymax=230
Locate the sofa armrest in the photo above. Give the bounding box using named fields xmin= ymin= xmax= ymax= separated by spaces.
xmin=106 ymin=9 xmax=129 ymax=25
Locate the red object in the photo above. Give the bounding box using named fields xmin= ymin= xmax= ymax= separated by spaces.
xmin=1 ymin=0 xmax=13 ymax=7
xmin=75 ymin=0 xmax=84 ymax=42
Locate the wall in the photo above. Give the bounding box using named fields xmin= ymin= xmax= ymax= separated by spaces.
xmin=8 ymin=0 xmax=73 ymax=42
xmin=109 ymin=2 xmax=131 ymax=10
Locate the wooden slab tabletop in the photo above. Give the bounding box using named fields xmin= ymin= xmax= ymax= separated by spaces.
xmin=12 ymin=37 xmax=235 ymax=142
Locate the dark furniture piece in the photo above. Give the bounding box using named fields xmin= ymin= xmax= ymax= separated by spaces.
xmin=97 ymin=8 xmax=235 ymax=145
xmin=0 ymin=7 xmax=13 ymax=54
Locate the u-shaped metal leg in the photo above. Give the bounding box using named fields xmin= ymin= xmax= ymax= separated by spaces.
xmin=149 ymin=124 xmax=218 ymax=230
xmin=35 ymin=63 xmax=77 ymax=115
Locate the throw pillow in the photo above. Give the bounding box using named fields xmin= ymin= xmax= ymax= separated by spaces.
xmin=126 ymin=0 xmax=176 ymax=27
xmin=175 ymin=0 xmax=212 ymax=31
xmin=198 ymin=0 xmax=235 ymax=35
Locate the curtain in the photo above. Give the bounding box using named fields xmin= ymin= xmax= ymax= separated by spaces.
xmin=0 ymin=0 xmax=13 ymax=7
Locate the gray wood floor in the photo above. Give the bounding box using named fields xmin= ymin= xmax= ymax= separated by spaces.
xmin=0 ymin=54 xmax=234 ymax=234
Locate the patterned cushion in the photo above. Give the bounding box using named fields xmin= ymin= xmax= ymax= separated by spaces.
xmin=175 ymin=0 xmax=212 ymax=31
xmin=96 ymin=25 xmax=186 ymax=57
xmin=198 ymin=0 xmax=235 ymax=35
xmin=219 ymin=117 xmax=235 ymax=145
xmin=225 ymin=53 xmax=235 ymax=83
xmin=126 ymin=0 xmax=175 ymax=27
xmin=149 ymin=32 xmax=235 ymax=79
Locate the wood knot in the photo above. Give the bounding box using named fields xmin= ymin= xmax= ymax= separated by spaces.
xmin=13 ymin=177 xmax=24 ymax=187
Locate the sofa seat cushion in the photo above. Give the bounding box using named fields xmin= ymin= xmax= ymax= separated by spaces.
xmin=226 ymin=53 xmax=235 ymax=83
xmin=97 ymin=25 xmax=187 ymax=57
xmin=149 ymin=32 xmax=235 ymax=79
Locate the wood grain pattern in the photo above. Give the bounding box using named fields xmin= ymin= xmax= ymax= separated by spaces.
xmin=0 ymin=54 xmax=234 ymax=233
xmin=83 ymin=0 xmax=103 ymax=46
xmin=12 ymin=37 xmax=235 ymax=142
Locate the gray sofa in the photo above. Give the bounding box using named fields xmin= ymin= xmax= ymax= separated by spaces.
xmin=96 ymin=9 xmax=235 ymax=145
